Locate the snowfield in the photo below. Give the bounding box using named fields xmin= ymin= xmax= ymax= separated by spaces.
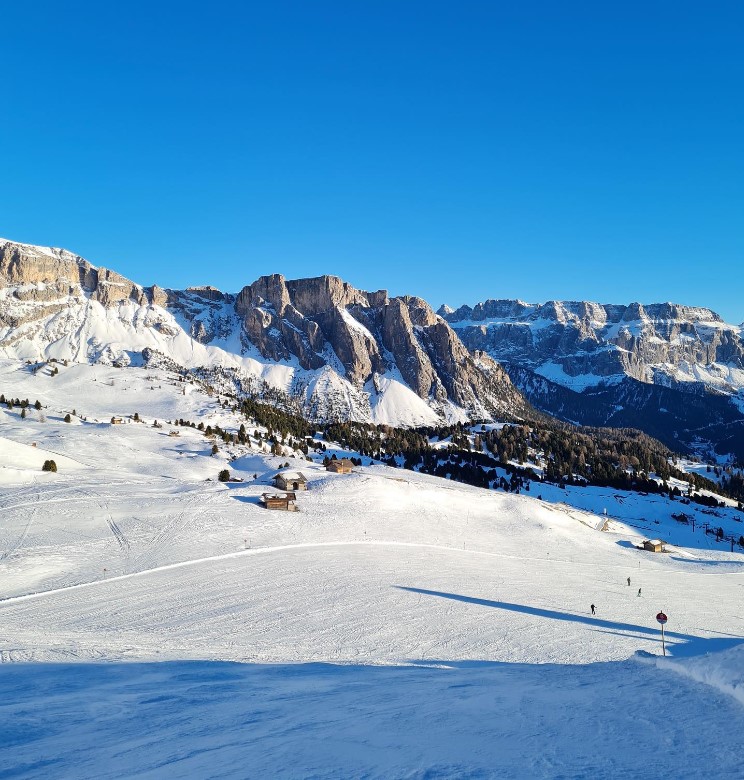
xmin=3 ymin=656 xmax=744 ymax=780
xmin=1 ymin=361 xmax=743 ymax=777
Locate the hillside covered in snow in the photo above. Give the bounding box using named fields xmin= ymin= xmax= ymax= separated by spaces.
xmin=1 ymin=362 xmax=743 ymax=777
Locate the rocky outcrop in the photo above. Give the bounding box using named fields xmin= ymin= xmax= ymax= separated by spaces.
xmin=441 ymin=298 xmax=744 ymax=393
xmin=1 ymin=238 xmax=156 ymax=310
xmin=0 ymin=238 xmax=526 ymax=424
xmin=441 ymin=296 xmax=744 ymax=458
xmin=233 ymin=276 xmax=526 ymax=417
xmin=0 ymin=240 xmax=90 ymax=287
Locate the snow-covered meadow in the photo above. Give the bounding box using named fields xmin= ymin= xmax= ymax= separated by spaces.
xmin=1 ymin=361 xmax=743 ymax=777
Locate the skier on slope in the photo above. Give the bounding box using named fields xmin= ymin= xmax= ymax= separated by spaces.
xmin=627 ymin=577 xmax=631 ymax=586
xmin=590 ymin=604 xmax=596 ymax=615
xmin=637 ymin=587 xmax=642 ymax=597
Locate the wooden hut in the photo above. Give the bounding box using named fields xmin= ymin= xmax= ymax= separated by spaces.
xmin=272 ymin=471 xmax=308 ymax=491
xmin=326 ymin=458 xmax=354 ymax=474
xmin=260 ymin=492 xmax=298 ymax=511
xmin=642 ymin=539 xmax=665 ymax=553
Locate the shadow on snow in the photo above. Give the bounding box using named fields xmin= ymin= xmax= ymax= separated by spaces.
xmin=394 ymin=585 xmax=744 ymax=656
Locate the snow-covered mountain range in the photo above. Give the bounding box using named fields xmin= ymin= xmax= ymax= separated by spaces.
xmin=0 ymin=238 xmax=525 ymax=427
xmin=2 ymin=236 xmax=743 ymax=459
xmin=441 ymin=299 xmax=744 ymax=459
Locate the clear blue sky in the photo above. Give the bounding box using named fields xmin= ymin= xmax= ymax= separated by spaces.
xmin=2 ymin=2 xmax=743 ymax=322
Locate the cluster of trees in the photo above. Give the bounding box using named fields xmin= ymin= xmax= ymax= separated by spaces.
xmin=240 ymin=403 xmax=742 ymax=505
xmin=323 ymin=421 xmax=429 ymax=462
xmin=239 ymin=398 xmax=313 ymax=442
xmin=1 ymin=395 xmax=42 ymax=412
xmin=720 ymin=471 xmax=744 ymax=504
xmin=178 ymin=378 xmax=740 ymax=504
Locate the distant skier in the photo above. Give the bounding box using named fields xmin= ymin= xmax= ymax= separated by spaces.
xmin=637 ymin=588 xmax=642 ymax=597
xmin=627 ymin=577 xmax=631 ymax=586
xmin=590 ymin=604 xmax=596 ymax=615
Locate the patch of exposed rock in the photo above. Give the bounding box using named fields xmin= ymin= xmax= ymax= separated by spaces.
xmin=441 ymin=298 xmax=744 ymax=390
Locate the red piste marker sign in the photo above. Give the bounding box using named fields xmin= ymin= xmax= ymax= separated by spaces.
xmin=656 ymin=612 xmax=668 ymax=655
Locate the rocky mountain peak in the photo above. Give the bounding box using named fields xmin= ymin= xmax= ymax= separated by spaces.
xmin=0 ymin=238 xmax=530 ymax=425
xmin=285 ymin=274 xmax=382 ymax=314
xmin=232 ymin=275 xmax=525 ymax=418
xmin=0 ymin=238 xmax=92 ymax=287
xmin=0 ymin=238 xmax=158 ymax=309
xmin=185 ymin=285 xmax=228 ymax=303
xmin=439 ymin=293 xmax=744 ymax=458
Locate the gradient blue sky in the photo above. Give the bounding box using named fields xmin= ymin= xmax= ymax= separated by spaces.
xmin=2 ymin=2 xmax=743 ymax=322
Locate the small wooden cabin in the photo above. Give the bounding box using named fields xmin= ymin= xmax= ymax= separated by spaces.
xmin=642 ymin=539 xmax=665 ymax=553
xmin=326 ymin=458 xmax=354 ymax=474
xmin=272 ymin=471 xmax=308 ymax=491
xmin=110 ymin=417 xmax=124 ymax=425
xmin=260 ymin=492 xmax=298 ymax=511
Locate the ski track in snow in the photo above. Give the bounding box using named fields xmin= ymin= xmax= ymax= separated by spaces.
xmin=5 ymin=533 xmax=740 ymax=608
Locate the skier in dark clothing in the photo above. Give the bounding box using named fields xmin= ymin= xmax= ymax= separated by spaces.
xmin=590 ymin=604 xmax=596 ymax=615
xmin=627 ymin=577 xmax=631 ymax=586
xmin=637 ymin=588 xmax=642 ymax=597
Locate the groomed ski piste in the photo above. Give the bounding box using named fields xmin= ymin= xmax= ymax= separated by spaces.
xmin=1 ymin=361 xmax=743 ymax=778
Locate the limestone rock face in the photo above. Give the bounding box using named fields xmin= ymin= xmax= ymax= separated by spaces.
xmin=440 ymin=296 xmax=744 ymax=458
xmin=0 ymin=237 xmax=526 ymax=423
xmin=0 ymin=239 xmax=149 ymax=309
xmin=441 ymin=298 xmax=744 ymax=392
xmin=0 ymin=240 xmax=88 ymax=287
xmin=232 ymin=275 xmax=526 ymax=418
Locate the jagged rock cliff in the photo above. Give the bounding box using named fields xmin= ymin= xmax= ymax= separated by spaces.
xmin=231 ymin=273 xmax=522 ymax=418
xmin=0 ymin=238 xmax=525 ymax=425
xmin=442 ymin=299 xmax=744 ymax=391
xmin=441 ymin=298 xmax=744 ymax=459
xmin=5 ymin=236 xmax=742 ymax=457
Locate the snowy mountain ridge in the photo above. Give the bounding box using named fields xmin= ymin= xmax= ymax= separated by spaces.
xmin=3 ymin=236 xmax=743 ymax=458
xmin=0 ymin=238 xmax=525 ymax=427
xmin=441 ymin=297 xmax=744 ymax=392
xmin=441 ymin=296 xmax=744 ymax=459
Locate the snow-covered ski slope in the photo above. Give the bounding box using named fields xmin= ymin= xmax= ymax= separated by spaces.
xmin=1 ymin=360 xmax=743 ymax=778
xmin=3 ymin=655 xmax=744 ymax=780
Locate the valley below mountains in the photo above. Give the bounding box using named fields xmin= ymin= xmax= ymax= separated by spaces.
xmin=1 ymin=237 xmax=742 ymax=461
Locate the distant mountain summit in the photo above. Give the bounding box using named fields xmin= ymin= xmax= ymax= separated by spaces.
xmin=0 ymin=238 xmax=525 ymax=426
xmin=440 ymin=298 xmax=744 ymax=459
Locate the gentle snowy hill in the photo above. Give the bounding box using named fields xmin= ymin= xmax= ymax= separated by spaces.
xmin=1 ymin=365 xmax=743 ymax=776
